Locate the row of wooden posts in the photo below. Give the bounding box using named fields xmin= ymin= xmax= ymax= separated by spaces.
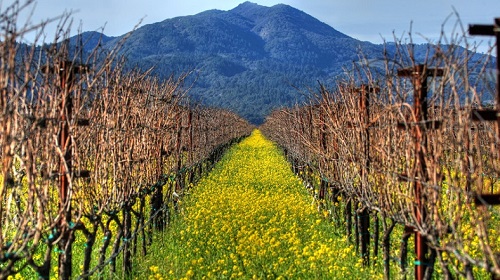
xmin=53 ymin=61 xmax=252 ymax=279
xmin=0 ymin=49 xmax=252 ymax=279
xmin=0 ymin=3 xmax=256 ymax=277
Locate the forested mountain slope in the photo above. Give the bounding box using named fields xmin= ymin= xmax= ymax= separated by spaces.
xmin=72 ymin=2 xmax=491 ymax=124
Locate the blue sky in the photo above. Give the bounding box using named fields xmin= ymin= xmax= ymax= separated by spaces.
xmin=5 ymin=0 xmax=500 ymax=52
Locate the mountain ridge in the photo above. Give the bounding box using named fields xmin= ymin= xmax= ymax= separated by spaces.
xmin=69 ymin=2 xmax=489 ymax=124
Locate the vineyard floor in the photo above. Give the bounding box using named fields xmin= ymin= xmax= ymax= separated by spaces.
xmin=132 ymin=130 xmax=384 ymax=279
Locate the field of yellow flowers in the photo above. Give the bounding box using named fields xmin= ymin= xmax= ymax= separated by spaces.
xmin=134 ymin=130 xmax=384 ymax=279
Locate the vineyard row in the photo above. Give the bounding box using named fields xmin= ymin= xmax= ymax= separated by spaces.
xmin=262 ymin=19 xmax=499 ymax=280
xmin=0 ymin=3 xmax=253 ymax=279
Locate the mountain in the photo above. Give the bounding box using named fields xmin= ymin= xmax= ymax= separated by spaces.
xmin=70 ymin=2 xmax=491 ymax=124
xmin=69 ymin=31 xmax=116 ymax=48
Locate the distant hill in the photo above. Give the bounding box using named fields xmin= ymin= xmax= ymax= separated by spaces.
xmin=69 ymin=31 xmax=116 ymax=48
xmin=70 ymin=2 xmax=492 ymax=124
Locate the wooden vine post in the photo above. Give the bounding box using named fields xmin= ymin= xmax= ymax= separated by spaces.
xmin=469 ymin=18 xmax=500 ymax=278
xmin=46 ymin=60 xmax=88 ymax=279
xmin=358 ymin=85 xmax=370 ymax=266
xmin=398 ymin=64 xmax=443 ymax=280
xmin=469 ymin=18 xmax=500 ymax=205
xmin=357 ymin=85 xmax=378 ymax=266
xmin=59 ymin=61 xmax=73 ymax=280
xmin=315 ymin=104 xmax=329 ymax=202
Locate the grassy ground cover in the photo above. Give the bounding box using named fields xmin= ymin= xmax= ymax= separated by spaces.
xmin=133 ymin=130 xmax=384 ymax=279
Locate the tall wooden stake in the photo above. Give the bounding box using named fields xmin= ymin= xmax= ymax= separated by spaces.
xmin=58 ymin=60 xmax=74 ymax=280
xmin=398 ymin=64 xmax=443 ymax=280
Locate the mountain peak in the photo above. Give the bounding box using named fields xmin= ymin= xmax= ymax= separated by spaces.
xmin=231 ymin=1 xmax=266 ymax=15
xmin=231 ymin=2 xmax=301 ymax=15
xmin=78 ymin=2 xmax=383 ymax=124
xmin=235 ymin=1 xmax=262 ymax=8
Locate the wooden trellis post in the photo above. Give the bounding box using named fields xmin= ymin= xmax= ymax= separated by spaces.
xmin=43 ymin=60 xmax=88 ymax=280
xmin=398 ymin=64 xmax=443 ymax=280
xmin=469 ymin=18 xmax=500 ymax=206
xmin=357 ymin=85 xmax=378 ymax=266
xmin=468 ymin=17 xmax=500 ymax=279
